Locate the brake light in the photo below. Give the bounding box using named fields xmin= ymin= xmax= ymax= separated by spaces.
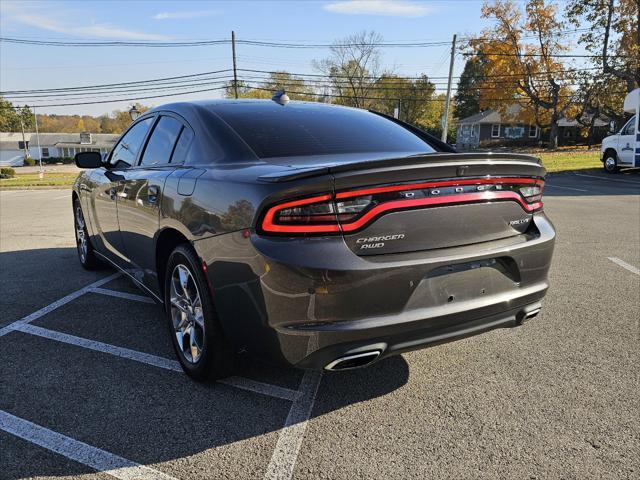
xmin=260 ymin=177 xmax=544 ymax=235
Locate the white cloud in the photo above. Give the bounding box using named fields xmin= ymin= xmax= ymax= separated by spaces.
xmin=8 ymin=11 xmax=170 ymax=41
xmin=324 ymin=0 xmax=431 ymax=17
xmin=153 ymin=10 xmax=219 ymax=20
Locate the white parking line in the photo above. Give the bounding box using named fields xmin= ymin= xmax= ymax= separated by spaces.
xmin=264 ymin=337 xmax=322 ymax=480
xmin=0 ymin=272 xmax=121 ymax=338
xmin=12 ymin=323 xmax=184 ymax=371
xmin=573 ymin=173 xmax=640 ymax=186
xmin=264 ymin=370 xmax=322 ymax=480
xmin=219 ymin=377 xmax=300 ymax=402
xmin=90 ymin=287 xmax=156 ymax=304
xmin=0 ymin=410 xmax=177 ymax=480
xmin=545 ymin=184 xmax=588 ymax=192
xmin=10 ymin=323 xmax=300 ymax=401
xmin=607 ymin=257 xmax=640 ymax=275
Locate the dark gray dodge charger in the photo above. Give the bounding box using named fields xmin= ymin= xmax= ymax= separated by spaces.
xmin=72 ymin=99 xmax=555 ymax=380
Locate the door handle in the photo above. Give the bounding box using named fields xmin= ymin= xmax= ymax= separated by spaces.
xmin=148 ymin=185 xmax=160 ymax=204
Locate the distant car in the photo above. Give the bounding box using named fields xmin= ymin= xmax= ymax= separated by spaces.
xmin=73 ymin=100 xmax=555 ymax=380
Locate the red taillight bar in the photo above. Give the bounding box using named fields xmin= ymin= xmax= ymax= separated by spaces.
xmin=261 ymin=193 xmax=341 ymax=233
xmin=260 ymin=177 xmax=544 ymax=234
xmin=340 ymin=191 xmax=542 ymax=233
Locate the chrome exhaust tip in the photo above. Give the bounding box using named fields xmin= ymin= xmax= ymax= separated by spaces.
xmin=519 ymin=308 xmax=541 ymax=324
xmin=324 ymin=350 xmax=382 ymax=371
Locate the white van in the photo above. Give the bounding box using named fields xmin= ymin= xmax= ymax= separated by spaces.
xmin=601 ymin=88 xmax=639 ymax=173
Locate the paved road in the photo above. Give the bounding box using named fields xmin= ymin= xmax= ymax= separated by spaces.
xmin=1 ymin=170 xmax=638 ymax=479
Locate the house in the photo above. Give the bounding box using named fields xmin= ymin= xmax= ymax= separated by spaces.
xmin=557 ymin=116 xmax=610 ymax=144
xmin=456 ymin=109 xmax=612 ymax=150
xmin=0 ymin=132 xmax=119 ymax=167
xmin=456 ymin=109 xmax=540 ymax=150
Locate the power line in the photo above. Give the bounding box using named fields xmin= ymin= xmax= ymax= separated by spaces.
xmin=0 ymin=28 xmax=598 ymax=49
xmin=237 ymin=67 xmax=601 ymax=81
xmin=3 ymin=86 xmax=229 ymax=108
xmin=0 ymin=69 xmax=233 ymax=95
xmin=242 ymin=85 xmax=594 ymax=103
xmin=3 ymin=78 xmax=234 ymax=100
xmin=464 ymin=52 xmax=629 ymax=59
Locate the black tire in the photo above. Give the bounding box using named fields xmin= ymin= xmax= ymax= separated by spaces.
xmin=603 ymin=152 xmax=619 ymax=174
xmin=73 ymin=198 xmax=102 ymax=270
xmin=164 ymin=244 xmax=233 ymax=381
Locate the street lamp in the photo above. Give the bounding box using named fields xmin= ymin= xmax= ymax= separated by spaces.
xmin=129 ymin=106 xmax=140 ymax=121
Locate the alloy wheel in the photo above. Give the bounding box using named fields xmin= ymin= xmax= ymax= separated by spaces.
xmin=170 ymin=264 xmax=205 ymax=363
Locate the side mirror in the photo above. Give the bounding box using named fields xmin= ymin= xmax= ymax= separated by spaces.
xmin=609 ymin=120 xmax=616 ymax=133
xmin=75 ymin=151 xmax=103 ymax=169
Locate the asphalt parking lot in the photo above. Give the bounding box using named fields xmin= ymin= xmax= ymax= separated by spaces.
xmin=1 ymin=169 xmax=639 ymax=479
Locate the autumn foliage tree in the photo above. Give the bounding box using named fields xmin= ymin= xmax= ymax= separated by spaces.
xmin=567 ymin=0 xmax=639 ymax=93
xmin=0 ymin=97 xmax=34 ymax=132
xmin=225 ymin=71 xmax=316 ymax=101
xmin=469 ymin=0 xmax=575 ymax=148
xmin=371 ymin=74 xmax=436 ymax=125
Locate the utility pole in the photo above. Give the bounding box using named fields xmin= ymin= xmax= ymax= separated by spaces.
xmin=441 ymin=33 xmax=457 ymax=143
xmin=19 ymin=115 xmax=28 ymax=158
xmin=394 ymin=99 xmax=401 ymax=119
xmin=33 ymin=106 xmax=43 ymax=176
xmin=231 ymin=30 xmax=239 ymax=99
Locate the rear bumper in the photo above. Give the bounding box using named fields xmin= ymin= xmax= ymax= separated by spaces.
xmin=194 ymin=212 xmax=555 ymax=369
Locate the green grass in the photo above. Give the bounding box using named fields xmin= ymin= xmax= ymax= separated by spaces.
xmin=0 ymin=172 xmax=78 ymax=188
xmin=536 ymin=150 xmax=602 ymax=173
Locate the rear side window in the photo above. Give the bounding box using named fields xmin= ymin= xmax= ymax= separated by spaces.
xmin=216 ymin=104 xmax=436 ymax=159
xmin=140 ymin=116 xmax=183 ymax=166
xmin=110 ymin=118 xmax=153 ymax=168
xmin=170 ymin=127 xmax=194 ymax=164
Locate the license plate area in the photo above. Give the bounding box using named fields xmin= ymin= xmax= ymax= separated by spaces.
xmin=405 ymin=257 xmax=520 ymax=309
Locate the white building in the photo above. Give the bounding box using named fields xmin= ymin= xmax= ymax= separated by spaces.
xmin=0 ymin=132 xmax=119 ymax=167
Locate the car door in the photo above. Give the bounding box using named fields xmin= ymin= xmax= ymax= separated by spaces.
xmin=618 ymin=115 xmax=636 ymax=165
xmin=117 ymin=113 xmax=194 ymax=295
xmin=88 ymin=117 xmax=154 ymax=267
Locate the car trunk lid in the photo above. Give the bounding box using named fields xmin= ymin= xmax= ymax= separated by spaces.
xmin=330 ymin=153 xmax=545 ymax=255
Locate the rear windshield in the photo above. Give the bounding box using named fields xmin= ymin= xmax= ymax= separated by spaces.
xmin=215 ymin=103 xmax=436 ymax=159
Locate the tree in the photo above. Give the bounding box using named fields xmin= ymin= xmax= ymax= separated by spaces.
xmin=573 ymin=72 xmax=628 ymax=147
xmin=0 ymin=97 xmax=34 ymax=132
xmin=225 ymin=71 xmax=315 ymax=101
xmin=416 ymin=94 xmax=457 ymax=140
xmin=566 ymin=0 xmax=639 ymax=92
xmin=314 ymin=31 xmax=389 ymax=109
xmin=454 ymin=57 xmax=487 ymax=119
xmin=370 ymin=74 xmax=437 ymax=125
xmin=469 ymin=0 xmax=575 ymax=148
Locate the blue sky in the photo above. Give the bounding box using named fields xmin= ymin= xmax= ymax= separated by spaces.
xmin=0 ymin=0 xmax=576 ymax=116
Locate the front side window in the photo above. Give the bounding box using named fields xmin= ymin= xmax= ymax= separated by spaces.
xmin=110 ymin=117 xmax=153 ymax=168
xmin=140 ymin=116 xmax=183 ymax=166
xmin=621 ymin=116 xmax=635 ymax=135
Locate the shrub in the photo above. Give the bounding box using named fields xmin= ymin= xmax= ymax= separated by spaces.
xmin=0 ymin=167 xmax=16 ymax=178
xmin=23 ymin=156 xmax=36 ymax=166
xmin=42 ymin=157 xmax=75 ymax=165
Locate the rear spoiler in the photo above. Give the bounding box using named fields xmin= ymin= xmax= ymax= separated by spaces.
xmin=258 ymin=152 xmax=543 ymax=183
